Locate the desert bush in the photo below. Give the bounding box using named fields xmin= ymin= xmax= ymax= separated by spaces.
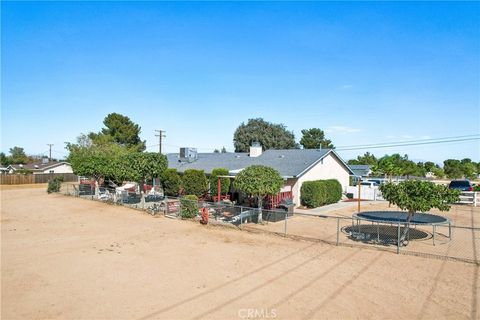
xmin=180 ymin=195 xmax=199 ymax=219
xmin=47 ymin=176 xmax=64 ymax=194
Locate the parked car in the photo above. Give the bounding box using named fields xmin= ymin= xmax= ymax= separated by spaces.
xmin=448 ymin=180 xmax=473 ymax=191
xmin=356 ymin=181 xmax=377 ymax=188
xmin=366 ymin=179 xmax=383 ymax=186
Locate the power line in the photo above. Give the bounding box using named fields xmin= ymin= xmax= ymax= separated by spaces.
xmin=335 ymin=137 xmax=480 ymax=151
xmin=142 ymin=133 xmax=479 ymax=154
xmin=336 ymin=134 xmax=480 ymax=149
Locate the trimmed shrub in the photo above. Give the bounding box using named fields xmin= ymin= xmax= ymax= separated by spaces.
xmin=325 ymin=179 xmax=342 ymax=204
xmin=300 ymin=179 xmax=342 ymax=208
xmin=300 ymin=181 xmax=326 ymax=208
xmin=47 ymin=176 xmax=64 ymax=194
xmin=473 ymin=185 xmax=480 ymax=192
xmin=160 ymin=169 xmax=182 ymax=196
xmin=182 ymin=169 xmax=208 ymax=197
xmin=180 ymin=195 xmax=199 ymax=219
xmin=209 ymin=168 xmax=231 ymax=195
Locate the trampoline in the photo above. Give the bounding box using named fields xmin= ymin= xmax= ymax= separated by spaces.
xmin=355 ymin=211 xmax=449 ymax=225
xmin=351 ymin=211 xmax=451 ymax=247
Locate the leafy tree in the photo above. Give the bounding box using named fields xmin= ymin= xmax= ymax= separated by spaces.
xmin=373 ymin=154 xmax=403 ymax=180
xmin=0 ymin=152 xmax=11 ymax=166
xmin=221 ymin=146 xmax=227 ymax=153
xmin=299 ymin=128 xmax=334 ymax=149
xmin=160 ymin=169 xmax=182 ymax=196
xmin=91 ymin=113 xmax=146 ymax=151
xmin=66 ymin=136 xmax=126 ymax=181
xmin=66 ymin=134 xmax=167 ymax=188
xmin=380 ymin=180 xmax=460 ymax=244
xmin=9 ymin=146 xmax=29 ymax=164
xmin=460 ymin=158 xmax=476 ymax=180
xmin=431 ymin=166 xmax=445 ymax=178
xmin=182 ymin=169 xmax=208 ymax=197
xmin=213 ymin=149 xmax=220 ymax=153
xmin=444 ymin=159 xmax=463 ymax=179
xmin=424 ymin=161 xmax=436 ymax=173
xmin=234 ymin=165 xmax=283 ymax=223
xmin=113 ymin=152 xmax=167 ymax=191
xmin=209 ymin=168 xmax=231 ymax=197
xmin=348 ymin=152 xmax=378 ymax=166
xmin=373 ymin=154 xmax=426 ymax=178
xmin=233 ymin=118 xmax=298 ymax=152
xmin=401 ymin=158 xmax=420 ymax=177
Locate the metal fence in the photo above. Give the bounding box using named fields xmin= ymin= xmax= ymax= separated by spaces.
xmin=61 ymin=183 xmax=479 ymax=265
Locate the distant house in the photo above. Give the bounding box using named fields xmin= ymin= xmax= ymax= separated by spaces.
xmin=7 ymin=161 xmax=73 ymax=175
xmin=167 ymin=144 xmax=354 ymax=207
xmin=349 ymin=164 xmax=372 ymax=178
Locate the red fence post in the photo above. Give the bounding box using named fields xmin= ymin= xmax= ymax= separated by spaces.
xmin=217 ymin=176 xmax=221 ymax=203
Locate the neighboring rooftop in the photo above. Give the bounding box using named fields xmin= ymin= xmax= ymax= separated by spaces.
xmin=9 ymin=161 xmax=70 ymax=171
xmin=167 ymin=149 xmax=352 ymax=178
xmin=349 ymin=164 xmax=372 ymax=177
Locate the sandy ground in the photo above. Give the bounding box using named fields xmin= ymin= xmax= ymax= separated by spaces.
xmin=1 ymin=187 xmax=479 ymax=320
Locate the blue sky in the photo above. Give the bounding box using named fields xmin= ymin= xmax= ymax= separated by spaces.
xmin=2 ymin=1 xmax=479 ymax=164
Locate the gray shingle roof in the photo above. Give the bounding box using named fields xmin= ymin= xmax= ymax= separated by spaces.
xmin=10 ymin=161 xmax=69 ymax=171
xmin=167 ymin=149 xmax=351 ymax=177
xmin=349 ymin=164 xmax=372 ymax=177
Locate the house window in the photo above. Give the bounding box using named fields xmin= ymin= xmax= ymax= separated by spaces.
xmin=49 ymin=170 xmax=54 ymax=173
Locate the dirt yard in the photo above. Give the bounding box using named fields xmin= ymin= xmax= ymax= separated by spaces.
xmin=1 ymin=187 xmax=479 ymax=319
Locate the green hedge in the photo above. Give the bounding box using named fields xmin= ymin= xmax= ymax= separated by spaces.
xmin=209 ymin=168 xmax=231 ymax=195
xmin=325 ymin=179 xmax=342 ymax=203
xmin=160 ymin=168 xmax=182 ymax=196
xmin=300 ymin=179 xmax=342 ymax=208
xmin=182 ymin=169 xmax=208 ymax=197
xmin=300 ymin=181 xmax=326 ymax=208
xmin=180 ymin=195 xmax=199 ymax=219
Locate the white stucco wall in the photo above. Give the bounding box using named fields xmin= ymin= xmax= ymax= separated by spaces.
xmin=292 ymin=153 xmax=350 ymax=207
xmin=39 ymin=163 xmax=73 ymax=174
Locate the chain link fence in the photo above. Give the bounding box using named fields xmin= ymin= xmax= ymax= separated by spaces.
xmin=61 ymin=183 xmax=479 ymax=264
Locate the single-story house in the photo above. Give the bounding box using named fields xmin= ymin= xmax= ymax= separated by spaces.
xmin=167 ymin=144 xmax=354 ymax=207
xmin=7 ymin=161 xmax=73 ymax=174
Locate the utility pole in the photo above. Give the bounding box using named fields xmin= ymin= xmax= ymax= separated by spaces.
xmin=155 ymin=130 xmax=166 ymax=154
xmin=47 ymin=144 xmax=54 ymax=161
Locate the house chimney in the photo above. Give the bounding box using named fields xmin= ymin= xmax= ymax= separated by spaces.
xmin=249 ymin=142 xmax=262 ymax=157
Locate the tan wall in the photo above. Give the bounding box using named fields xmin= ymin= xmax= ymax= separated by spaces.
xmin=292 ymin=153 xmax=350 ymax=207
xmin=40 ymin=163 xmax=73 ymax=174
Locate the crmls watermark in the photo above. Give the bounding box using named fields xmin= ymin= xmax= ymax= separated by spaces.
xmin=238 ymin=308 xmax=277 ymax=319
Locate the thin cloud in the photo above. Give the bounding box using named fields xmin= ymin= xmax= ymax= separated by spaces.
xmin=325 ymin=126 xmax=361 ymax=134
xmin=339 ymin=84 xmax=353 ymax=90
